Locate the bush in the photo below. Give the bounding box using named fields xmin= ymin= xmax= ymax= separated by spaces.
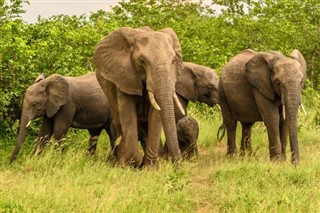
xmin=1 ymin=0 xmax=320 ymax=137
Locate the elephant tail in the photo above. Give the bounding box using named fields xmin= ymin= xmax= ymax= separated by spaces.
xmin=217 ymin=123 xmax=226 ymax=142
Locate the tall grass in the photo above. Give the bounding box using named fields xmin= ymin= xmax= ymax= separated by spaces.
xmin=1 ymin=104 xmax=320 ymax=212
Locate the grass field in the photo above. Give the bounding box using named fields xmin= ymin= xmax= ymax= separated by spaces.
xmin=1 ymin=106 xmax=320 ymax=212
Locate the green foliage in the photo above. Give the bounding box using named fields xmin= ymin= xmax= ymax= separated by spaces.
xmin=1 ymin=0 xmax=320 ymax=136
xmin=0 ymin=0 xmax=27 ymax=20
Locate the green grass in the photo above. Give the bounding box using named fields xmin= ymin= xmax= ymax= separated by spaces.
xmin=1 ymin=106 xmax=320 ymax=212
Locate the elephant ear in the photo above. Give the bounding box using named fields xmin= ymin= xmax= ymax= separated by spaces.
xmin=93 ymin=27 xmax=143 ymax=96
xmin=34 ymin=73 xmax=46 ymax=83
xmin=289 ymin=49 xmax=307 ymax=79
xmin=245 ymin=53 xmax=278 ymax=101
xmin=45 ymin=74 xmax=69 ymax=118
xmin=160 ymin=28 xmax=183 ymax=74
xmin=176 ymin=62 xmax=198 ymax=102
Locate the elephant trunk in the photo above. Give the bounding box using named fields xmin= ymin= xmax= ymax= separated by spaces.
xmin=285 ymin=89 xmax=300 ymax=165
xmin=10 ymin=112 xmax=30 ymax=163
xmin=153 ymin=65 xmax=181 ymax=162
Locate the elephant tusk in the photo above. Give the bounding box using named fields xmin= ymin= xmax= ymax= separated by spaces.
xmin=148 ymin=91 xmax=161 ymax=111
xmin=174 ymin=93 xmax=185 ymax=115
xmin=26 ymin=121 xmax=32 ymax=128
xmin=115 ymin=135 xmax=122 ymax=147
xmin=300 ymin=103 xmax=307 ymax=115
xmin=282 ymin=105 xmax=286 ymax=120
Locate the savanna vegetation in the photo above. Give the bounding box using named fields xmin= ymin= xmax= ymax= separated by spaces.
xmin=1 ymin=0 xmax=320 ymax=212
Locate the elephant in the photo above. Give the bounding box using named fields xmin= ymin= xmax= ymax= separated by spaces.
xmin=135 ymin=62 xmax=219 ymax=159
xmin=176 ymin=116 xmax=199 ymax=159
xmin=218 ymin=49 xmax=306 ymax=165
xmin=163 ymin=62 xmax=220 ymax=157
xmin=10 ymin=72 xmax=114 ymax=163
xmin=110 ymin=61 xmax=219 ymax=160
xmin=94 ymin=26 xmax=185 ymax=167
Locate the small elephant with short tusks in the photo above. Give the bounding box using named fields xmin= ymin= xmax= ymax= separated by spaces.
xmin=137 ymin=62 xmax=220 ymax=159
xmin=10 ymin=72 xmax=114 ymax=163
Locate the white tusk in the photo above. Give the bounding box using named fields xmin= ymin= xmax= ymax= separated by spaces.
xmin=300 ymin=103 xmax=307 ymax=115
xmin=282 ymin=105 xmax=286 ymax=120
xmin=115 ymin=135 xmax=122 ymax=147
xmin=174 ymin=93 xmax=185 ymax=115
xmin=26 ymin=121 xmax=32 ymax=128
xmin=148 ymin=91 xmax=161 ymax=111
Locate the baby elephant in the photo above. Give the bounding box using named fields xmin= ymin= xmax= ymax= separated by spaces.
xmin=10 ymin=72 xmax=113 ymax=163
xmin=176 ymin=116 xmax=199 ymax=159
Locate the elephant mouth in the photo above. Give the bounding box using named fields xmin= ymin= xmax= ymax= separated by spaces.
xmin=148 ymin=89 xmax=185 ymax=115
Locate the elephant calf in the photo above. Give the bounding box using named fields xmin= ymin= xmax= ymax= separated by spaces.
xmin=176 ymin=116 xmax=199 ymax=159
xmin=10 ymin=72 xmax=114 ymax=163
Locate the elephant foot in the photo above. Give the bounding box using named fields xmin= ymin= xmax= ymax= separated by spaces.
xmin=181 ymin=147 xmax=198 ymax=160
xmin=141 ymin=156 xmax=159 ymax=169
xmin=226 ymin=150 xmax=237 ymax=157
xmin=114 ymin=153 xmax=143 ymax=168
xmin=270 ymin=154 xmax=281 ymax=163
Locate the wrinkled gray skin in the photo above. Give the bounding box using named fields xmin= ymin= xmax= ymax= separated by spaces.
xmin=176 ymin=116 xmax=199 ymax=159
xmin=10 ymin=72 xmax=113 ymax=163
xmin=218 ymin=49 xmax=306 ymax=165
xmin=169 ymin=62 xmax=219 ymax=157
xmin=94 ymin=27 xmax=184 ymax=167
xmin=138 ymin=62 xmax=220 ymax=158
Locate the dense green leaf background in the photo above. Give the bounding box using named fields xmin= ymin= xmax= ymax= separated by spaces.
xmin=1 ymin=0 xmax=320 ymax=139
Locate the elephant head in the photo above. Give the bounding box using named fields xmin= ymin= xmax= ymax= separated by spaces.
xmin=10 ymin=74 xmax=69 ymax=163
xmin=94 ymin=27 xmax=184 ymax=161
xmin=245 ymin=49 xmax=306 ymax=165
xmin=176 ymin=62 xmax=219 ymax=107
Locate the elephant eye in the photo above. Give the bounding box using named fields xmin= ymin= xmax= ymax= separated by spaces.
xmin=300 ymin=80 xmax=304 ymax=85
xmin=138 ymin=56 xmax=146 ymax=65
xmin=275 ymin=80 xmax=280 ymax=85
xmin=208 ymin=85 xmax=213 ymax=90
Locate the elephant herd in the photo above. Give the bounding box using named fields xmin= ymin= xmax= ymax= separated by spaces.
xmin=10 ymin=27 xmax=307 ymax=167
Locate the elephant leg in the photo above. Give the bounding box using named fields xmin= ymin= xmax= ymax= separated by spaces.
xmin=108 ymin=120 xmax=119 ymax=149
xmin=219 ymin=88 xmax=237 ymax=155
xmin=117 ymin=90 xmax=142 ymax=166
xmin=220 ymin=105 xmax=237 ymax=155
xmin=52 ymin=113 xmax=72 ymax=150
xmin=138 ymin=122 xmax=148 ymax=153
xmin=142 ymin=107 xmax=162 ymax=167
xmin=240 ymin=122 xmax=254 ymax=156
xmin=279 ymin=106 xmax=288 ymax=160
xmin=225 ymin=120 xmax=237 ymax=156
xmin=254 ymin=90 xmax=281 ymax=161
xmin=34 ymin=117 xmax=53 ymax=155
xmin=87 ymin=128 xmax=102 ymax=155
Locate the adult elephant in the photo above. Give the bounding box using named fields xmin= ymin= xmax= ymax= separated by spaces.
xmin=10 ymin=72 xmax=114 ymax=163
xmin=113 ymin=61 xmax=220 ymax=159
xmin=218 ymin=49 xmax=306 ymax=165
xmin=94 ymin=27 xmax=185 ymax=166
